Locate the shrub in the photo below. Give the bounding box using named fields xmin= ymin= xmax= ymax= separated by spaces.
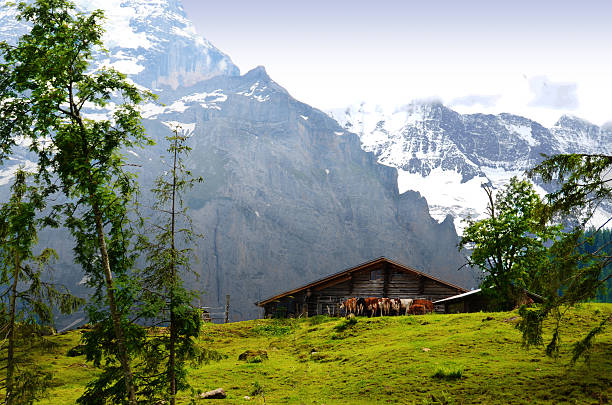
xmin=252 ymin=319 xmax=295 ymax=337
xmin=431 ymin=365 xmax=463 ymax=381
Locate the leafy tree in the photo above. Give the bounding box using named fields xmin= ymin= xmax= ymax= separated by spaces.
xmin=518 ymin=154 xmax=612 ymax=361
xmin=0 ymin=0 xmax=154 ymax=401
xmin=459 ymin=178 xmax=561 ymax=309
xmin=0 ymin=170 xmax=84 ymax=404
xmin=137 ymin=126 xmax=203 ymax=403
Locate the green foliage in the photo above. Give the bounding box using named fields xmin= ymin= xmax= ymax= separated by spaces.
xmin=7 ymin=368 xmax=53 ymax=405
xmin=306 ymin=315 xmax=334 ymax=326
xmin=459 ymin=178 xmax=560 ymax=308
xmin=250 ymin=381 xmax=266 ymax=404
xmin=252 ymin=320 xmax=295 ymax=337
xmin=431 ymin=365 xmax=463 ymax=380
xmin=571 ymin=314 xmax=611 ymax=365
xmin=581 ymin=228 xmax=612 ymax=302
xmin=516 ymin=306 xmax=545 ymax=347
xmin=135 ymin=126 xmax=203 ymax=403
xmin=0 ymin=170 xmax=84 ymax=404
xmin=520 ymin=154 xmax=612 ymax=362
xmin=529 ymin=154 xmax=612 ymax=224
xmin=0 ymin=1 xmax=155 ymax=402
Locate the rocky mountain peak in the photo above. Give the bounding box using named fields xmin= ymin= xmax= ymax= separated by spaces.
xmin=554 ymin=114 xmax=596 ymax=130
xmin=329 ymin=101 xmax=612 ymax=233
xmin=0 ymin=0 xmax=240 ymax=89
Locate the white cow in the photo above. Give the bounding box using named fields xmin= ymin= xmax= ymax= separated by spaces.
xmin=399 ymin=299 xmax=413 ymax=315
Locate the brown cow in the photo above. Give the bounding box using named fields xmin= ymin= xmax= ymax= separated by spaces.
xmin=364 ymin=297 xmax=379 ymax=317
xmin=379 ymin=298 xmax=392 ymax=316
xmin=412 ymin=299 xmax=433 ymax=313
xmin=409 ymin=299 xmax=434 ymax=314
xmin=408 ymin=304 xmax=426 ymax=315
xmin=340 ymin=298 xmax=358 ymax=316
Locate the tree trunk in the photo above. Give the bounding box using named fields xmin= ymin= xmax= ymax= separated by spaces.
xmin=5 ymin=252 xmax=20 ymax=405
xmin=169 ymin=135 xmax=178 ymax=405
xmin=92 ymin=200 xmax=137 ymax=404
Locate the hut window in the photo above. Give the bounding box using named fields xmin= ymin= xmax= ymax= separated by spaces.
xmin=370 ymin=269 xmax=383 ymax=280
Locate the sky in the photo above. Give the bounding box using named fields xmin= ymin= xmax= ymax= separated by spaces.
xmin=181 ymin=0 xmax=612 ymax=127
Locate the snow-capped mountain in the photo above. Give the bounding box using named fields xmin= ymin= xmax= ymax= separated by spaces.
xmin=0 ymin=0 xmax=239 ymax=89
xmin=328 ymin=102 xmax=612 ymax=233
xmin=0 ymin=0 xmax=472 ymax=322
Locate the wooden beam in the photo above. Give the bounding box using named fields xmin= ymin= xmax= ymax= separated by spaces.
xmin=313 ymin=275 xmax=351 ymax=291
xmin=418 ymin=275 xmax=425 ymax=294
xmin=383 ymin=262 xmax=390 ymax=297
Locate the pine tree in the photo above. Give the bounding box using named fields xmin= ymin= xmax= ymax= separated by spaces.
xmin=518 ymin=153 xmax=612 ymax=361
xmin=137 ymin=126 xmax=203 ymax=403
xmin=0 ymin=170 xmax=84 ymax=404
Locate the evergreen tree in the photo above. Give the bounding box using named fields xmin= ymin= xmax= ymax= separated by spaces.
xmin=520 ymin=153 xmax=612 ymax=362
xmin=0 ymin=170 xmax=84 ymax=404
xmin=0 ymin=1 xmax=154 ymax=401
xmin=137 ymin=126 xmax=203 ymax=403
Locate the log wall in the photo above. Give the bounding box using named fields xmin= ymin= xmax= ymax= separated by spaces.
xmin=261 ymin=265 xmax=464 ymax=317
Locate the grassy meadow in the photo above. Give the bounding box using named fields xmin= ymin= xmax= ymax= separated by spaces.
xmin=33 ymin=304 xmax=612 ymax=404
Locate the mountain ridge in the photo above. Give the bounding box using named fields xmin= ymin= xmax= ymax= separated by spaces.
xmin=0 ymin=1 xmax=473 ymax=322
xmin=328 ymin=101 xmax=612 ymax=232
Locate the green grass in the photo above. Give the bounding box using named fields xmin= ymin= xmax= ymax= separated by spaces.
xmin=431 ymin=364 xmax=463 ymax=381
xmin=28 ymin=303 xmax=612 ymax=404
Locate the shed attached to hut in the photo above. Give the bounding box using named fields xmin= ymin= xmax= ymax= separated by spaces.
xmin=433 ymin=288 xmax=543 ymax=313
xmin=255 ymin=257 xmax=467 ymax=318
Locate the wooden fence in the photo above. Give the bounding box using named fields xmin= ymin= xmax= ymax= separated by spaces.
xmin=199 ymin=294 xmax=230 ymax=323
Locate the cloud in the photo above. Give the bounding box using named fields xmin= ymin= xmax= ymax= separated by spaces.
xmin=528 ymin=76 xmax=579 ymax=110
xmin=449 ymin=94 xmax=501 ymax=108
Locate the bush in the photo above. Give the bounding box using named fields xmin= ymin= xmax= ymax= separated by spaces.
xmin=431 ymin=365 xmax=463 ymax=381
xmin=252 ymin=319 xmax=295 ymax=337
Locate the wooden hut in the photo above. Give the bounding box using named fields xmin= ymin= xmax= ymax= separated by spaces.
xmin=255 ymin=257 xmax=467 ymax=318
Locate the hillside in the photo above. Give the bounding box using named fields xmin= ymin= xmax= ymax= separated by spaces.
xmin=31 ymin=304 xmax=612 ymax=404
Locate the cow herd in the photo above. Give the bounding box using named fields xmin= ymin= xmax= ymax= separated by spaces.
xmin=339 ymin=297 xmax=434 ymax=317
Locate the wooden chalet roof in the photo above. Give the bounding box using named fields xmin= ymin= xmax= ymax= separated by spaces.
xmin=255 ymin=257 xmax=468 ymax=306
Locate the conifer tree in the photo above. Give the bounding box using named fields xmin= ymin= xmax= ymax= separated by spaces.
xmin=137 ymin=126 xmax=203 ymax=403
xmin=0 ymin=169 xmax=84 ymax=404
xmin=521 ymin=153 xmax=612 ymax=361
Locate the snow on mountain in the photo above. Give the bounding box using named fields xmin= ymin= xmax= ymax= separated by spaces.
xmin=0 ymin=0 xmax=239 ymax=89
xmin=0 ymin=1 xmax=474 ymax=322
xmin=329 ymin=102 xmax=612 ymax=233
xmin=551 ymin=115 xmax=612 ymax=154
